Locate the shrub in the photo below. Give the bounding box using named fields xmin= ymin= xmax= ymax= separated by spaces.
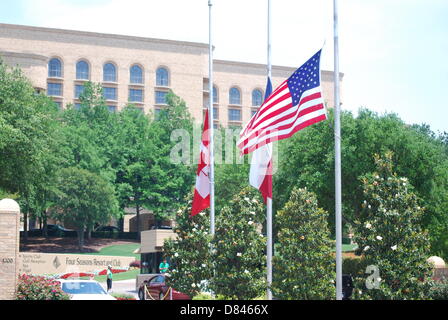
xmin=211 ymin=188 xmax=266 ymax=300
xmin=429 ymin=279 xmax=448 ymax=300
xmin=272 ymin=187 xmax=335 ymax=300
xmin=16 ymin=274 xmax=70 ymax=300
xmin=163 ymin=192 xmax=213 ymax=298
xmin=352 ymin=152 xmax=433 ymax=300
xmin=192 ymin=292 xmax=214 ymax=300
xmin=111 ymin=293 xmax=136 ymax=300
xmin=342 ymin=257 xmax=369 ymax=278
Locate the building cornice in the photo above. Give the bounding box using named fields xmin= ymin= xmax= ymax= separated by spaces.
xmin=0 ymin=23 xmax=210 ymax=51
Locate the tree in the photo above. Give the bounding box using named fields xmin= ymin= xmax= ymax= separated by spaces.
xmin=272 ymin=187 xmax=335 ymax=300
xmin=275 ymin=108 xmax=448 ymax=258
xmin=0 ymin=61 xmax=61 ymax=238
xmin=211 ymin=188 xmax=266 ymax=300
xmin=351 ymin=152 xmax=433 ymax=299
xmin=52 ymin=167 xmax=119 ymax=251
xmin=163 ymin=193 xmax=213 ymax=297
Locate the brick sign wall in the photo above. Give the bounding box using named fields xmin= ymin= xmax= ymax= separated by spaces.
xmin=0 ymin=199 xmax=20 ymax=300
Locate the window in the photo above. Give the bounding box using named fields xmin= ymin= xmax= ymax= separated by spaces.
xmin=130 ymin=65 xmax=143 ymax=84
xmin=103 ymin=63 xmax=117 ymax=82
xmin=213 ymin=86 xmax=218 ymax=104
xmin=103 ymin=87 xmax=117 ymax=101
xmin=74 ymin=103 xmax=82 ymax=110
xmin=48 ymin=58 xmax=62 ymax=78
xmin=213 ymin=107 xmax=218 ymax=120
xmin=228 ymin=108 xmax=242 ymax=122
xmin=75 ymin=84 xmax=85 ymax=99
xmin=229 ymin=87 xmax=241 ymax=105
xmin=47 ymin=83 xmax=62 ymax=96
xmin=251 ymin=109 xmax=258 ymax=117
xmin=108 ymin=105 xmax=117 ymax=113
xmin=129 ymin=88 xmax=143 ymax=102
xmin=252 ymin=89 xmax=263 ymax=106
xmin=156 ymin=67 xmax=169 ymax=86
xmin=76 ymin=60 xmax=90 ymax=80
xmin=155 ymin=91 xmax=168 ymax=104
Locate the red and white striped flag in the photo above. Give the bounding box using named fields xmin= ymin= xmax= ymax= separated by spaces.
xmin=238 ymin=49 xmax=327 ymax=155
xmin=249 ymin=77 xmax=273 ymax=203
xmin=191 ymin=110 xmax=211 ymax=216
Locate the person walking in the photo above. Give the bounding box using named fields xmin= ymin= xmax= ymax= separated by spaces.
xmin=106 ymin=265 xmax=113 ymax=292
xmin=159 ymin=258 xmax=170 ymax=274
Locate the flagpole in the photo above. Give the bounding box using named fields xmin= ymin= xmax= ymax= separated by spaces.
xmin=208 ymin=0 xmax=215 ymax=236
xmin=266 ymin=0 xmax=273 ymax=301
xmin=333 ymin=0 xmax=343 ymax=300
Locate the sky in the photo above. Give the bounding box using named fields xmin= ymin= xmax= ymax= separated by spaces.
xmin=0 ymin=0 xmax=447 ymax=133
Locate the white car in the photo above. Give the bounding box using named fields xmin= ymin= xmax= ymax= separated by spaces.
xmin=57 ymin=279 xmax=116 ymax=300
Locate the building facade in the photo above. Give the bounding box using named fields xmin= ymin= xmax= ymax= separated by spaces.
xmin=0 ymin=23 xmax=342 ymax=127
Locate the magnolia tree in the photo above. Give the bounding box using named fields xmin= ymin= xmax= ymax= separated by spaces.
xmin=272 ymin=187 xmax=335 ymax=300
xmin=211 ymin=188 xmax=266 ymax=300
xmin=352 ymin=152 xmax=433 ymax=299
xmin=163 ymin=193 xmax=213 ymax=298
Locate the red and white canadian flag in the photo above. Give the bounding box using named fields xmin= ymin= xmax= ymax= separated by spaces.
xmin=191 ymin=110 xmax=211 ymax=216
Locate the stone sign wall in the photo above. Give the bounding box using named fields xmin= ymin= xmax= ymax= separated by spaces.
xmin=17 ymin=253 xmax=135 ymax=275
xmin=0 ymin=199 xmax=20 ymax=300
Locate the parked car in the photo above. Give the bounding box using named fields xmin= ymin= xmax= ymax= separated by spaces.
xmin=138 ymin=274 xmax=190 ymax=300
xmin=95 ymin=226 xmax=121 ymax=232
xmin=28 ymin=224 xmax=74 ymax=237
xmin=57 ymin=279 xmax=116 ymax=300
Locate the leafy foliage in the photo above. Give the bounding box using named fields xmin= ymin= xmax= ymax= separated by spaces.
xmin=52 ymin=167 xmax=119 ymax=250
xmin=272 ymin=187 xmax=335 ymax=299
xmin=351 ymin=152 xmax=433 ymax=299
xmin=163 ymin=193 xmax=213 ymax=297
xmin=276 ymin=108 xmax=448 ymax=258
xmin=211 ymin=188 xmax=266 ymax=300
xmin=16 ymin=274 xmax=69 ymax=300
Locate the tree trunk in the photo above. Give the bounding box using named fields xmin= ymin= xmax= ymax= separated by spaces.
xmin=77 ymin=228 xmax=85 ymax=252
xmin=86 ymin=226 xmax=92 ymax=241
xmin=43 ymin=215 xmax=48 ymax=238
xmin=136 ymin=203 xmax=141 ymax=240
xmin=23 ymin=206 xmax=28 ymax=242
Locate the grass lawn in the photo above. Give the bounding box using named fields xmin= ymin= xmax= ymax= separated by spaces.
xmin=342 ymin=244 xmax=358 ymax=252
xmin=80 ymin=243 xmax=140 ymax=259
xmin=91 ymin=268 xmax=141 ymax=283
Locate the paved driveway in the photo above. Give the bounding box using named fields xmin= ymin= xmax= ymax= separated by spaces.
xmin=99 ymin=279 xmax=138 ymax=299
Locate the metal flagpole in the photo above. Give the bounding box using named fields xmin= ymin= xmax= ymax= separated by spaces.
xmin=266 ymin=0 xmax=273 ymax=301
xmin=208 ymin=0 xmax=215 ymax=236
xmin=333 ymin=0 xmax=343 ymax=301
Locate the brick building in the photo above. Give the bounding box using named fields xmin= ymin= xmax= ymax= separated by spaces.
xmin=0 ymin=23 xmax=342 ymax=128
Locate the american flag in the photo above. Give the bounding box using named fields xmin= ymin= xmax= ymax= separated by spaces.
xmin=238 ymin=49 xmax=327 ymax=155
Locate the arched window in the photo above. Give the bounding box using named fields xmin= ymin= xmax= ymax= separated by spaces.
xmin=156 ymin=67 xmax=169 ymax=86
xmin=130 ymin=64 xmax=143 ymax=84
xmin=103 ymin=63 xmax=117 ymax=82
xmin=48 ymin=58 xmax=62 ymax=78
xmin=229 ymin=87 xmax=241 ymax=105
xmin=252 ymin=89 xmax=263 ymax=106
xmin=76 ymin=60 xmax=90 ymax=80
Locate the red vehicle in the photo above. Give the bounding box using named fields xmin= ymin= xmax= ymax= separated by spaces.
xmin=138 ymin=274 xmax=190 ymax=300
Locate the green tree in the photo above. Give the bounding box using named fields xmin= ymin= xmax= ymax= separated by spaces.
xmin=211 ymin=188 xmax=266 ymax=300
xmin=272 ymin=187 xmax=335 ymax=300
xmin=0 ymin=61 xmax=61 ymax=237
xmin=276 ymin=108 xmax=448 ymax=258
xmin=352 ymin=152 xmax=433 ymax=300
xmin=163 ymin=193 xmax=213 ymax=297
xmin=52 ymin=167 xmax=119 ymax=251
